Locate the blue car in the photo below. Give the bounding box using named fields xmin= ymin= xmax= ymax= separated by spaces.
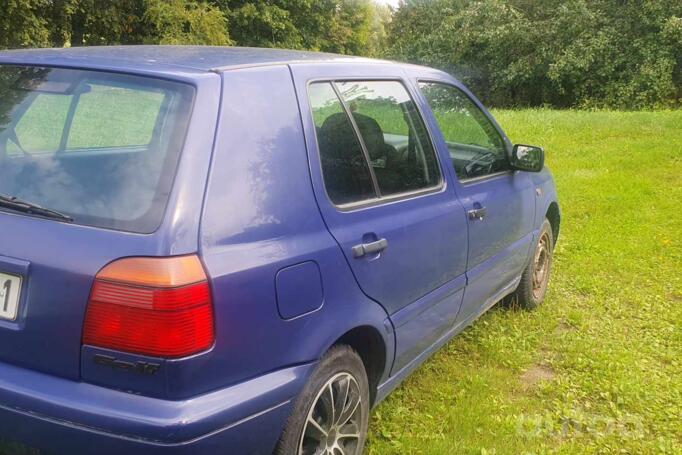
xmin=0 ymin=46 xmax=559 ymax=455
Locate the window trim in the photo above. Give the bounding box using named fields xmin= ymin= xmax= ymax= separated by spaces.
xmin=458 ymin=170 xmax=514 ymax=186
xmin=306 ymin=77 xmax=445 ymax=212
xmin=330 ymin=81 xmax=381 ymax=198
xmin=416 ymin=78 xmax=513 ymax=185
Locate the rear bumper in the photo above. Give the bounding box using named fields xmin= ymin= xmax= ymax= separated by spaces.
xmin=0 ymin=360 xmax=314 ymax=454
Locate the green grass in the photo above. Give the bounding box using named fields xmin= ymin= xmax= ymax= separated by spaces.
xmin=2 ymin=110 xmax=681 ymax=454
xmin=366 ymin=109 xmax=682 ymax=454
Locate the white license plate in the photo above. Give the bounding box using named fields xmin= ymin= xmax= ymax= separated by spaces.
xmin=0 ymin=272 xmax=22 ymax=321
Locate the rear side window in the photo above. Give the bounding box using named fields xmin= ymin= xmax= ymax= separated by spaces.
xmin=336 ymin=81 xmax=440 ymax=197
xmin=308 ymin=80 xmax=441 ymax=206
xmin=0 ymin=66 xmax=194 ymax=232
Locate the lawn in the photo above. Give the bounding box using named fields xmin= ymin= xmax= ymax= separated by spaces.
xmin=2 ymin=110 xmax=681 ymax=454
xmin=366 ymin=109 xmax=682 ymax=454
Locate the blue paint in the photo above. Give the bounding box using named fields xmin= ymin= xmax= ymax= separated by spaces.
xmin=276 ymin=261 xmax=324 ymax=320
xmin=0 ymin=46 xmax=559 ymax=454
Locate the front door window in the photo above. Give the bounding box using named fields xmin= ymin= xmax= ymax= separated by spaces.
xmin=419 ymin=82 xmax=508 ymax=180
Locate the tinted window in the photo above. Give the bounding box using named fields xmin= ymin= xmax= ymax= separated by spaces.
xmin=419 ymin=82 xmax=508 ymax=180
xmin=309 ymin=82 xmax=376 ymax=205
xmin=0 ymin=66 xmax=194 ymax=232
xmin=336 ymin=81 xmax=440 ymax=196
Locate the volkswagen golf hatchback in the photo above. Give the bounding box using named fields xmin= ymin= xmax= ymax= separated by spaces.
xmin=0 ymin=46 xmax=559 ymax=455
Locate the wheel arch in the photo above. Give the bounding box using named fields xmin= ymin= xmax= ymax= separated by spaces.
xmin=545 ymin=201 xmax=561 ymax=244
xmin=331 ymin=325 xmax=388 ymax=406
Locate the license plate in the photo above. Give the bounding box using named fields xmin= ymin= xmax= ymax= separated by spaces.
xmin=0 ymin=272 xmax=22 ymax=321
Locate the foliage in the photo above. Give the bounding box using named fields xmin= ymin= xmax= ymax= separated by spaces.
xmin=0 ymin=0 xmax=51 ymax=49
xmin=63 ymin=0 xmax=148 ymax=46
xmin=386 ymin=0 xmax=682 ymax=109
xmin=221 ymin=1 xmax=304 ymax=49
xmin=144 ymin=0 xmax=230 ymax=45
xmin=0 ymin=0 xmax=386 ymax=55
xmin=222 ymin=0 xmax=385 ymax=55
xmin=0 ymin=0 xmax=228 ymax=47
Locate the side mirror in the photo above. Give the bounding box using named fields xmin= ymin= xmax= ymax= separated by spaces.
xmin=511 ymin=144 xmax=544 ymax=172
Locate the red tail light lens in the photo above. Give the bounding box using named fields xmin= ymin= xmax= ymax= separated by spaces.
xmin=83 ymin=256 xmax=214 ymax=358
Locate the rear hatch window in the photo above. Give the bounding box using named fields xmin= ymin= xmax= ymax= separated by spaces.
xmin=0 ymin=65 xmax=194 ymax=233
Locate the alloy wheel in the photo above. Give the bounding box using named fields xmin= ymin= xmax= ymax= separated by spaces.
xmin=298 ymin=372 xmax=363 ymax=455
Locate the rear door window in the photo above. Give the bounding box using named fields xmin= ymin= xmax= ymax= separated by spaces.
xmin=335 ymin=81 xmax=440 ymax=197
xmin=308 ymin=80 xmax=441 ymax=207
xmin=308 ymin=82 xmax=376 ymax=205
xmin=0 ymin=66 xmax=194 ymax=232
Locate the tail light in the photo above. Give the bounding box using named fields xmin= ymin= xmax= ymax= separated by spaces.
xmin=83 ymin=255 xmax=214 ymax=358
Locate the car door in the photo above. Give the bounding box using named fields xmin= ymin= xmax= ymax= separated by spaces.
xmin=415 ymin=78 xmax=536 ymax=324
xmin=291 ymin=64 xmax=469 ymax=372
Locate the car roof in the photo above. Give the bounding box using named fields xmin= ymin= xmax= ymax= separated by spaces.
xmin=0 ymin=45 xmax=397 ymax=74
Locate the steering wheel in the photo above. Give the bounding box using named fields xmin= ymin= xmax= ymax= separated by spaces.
xmin=464 ymin=150 xmax=495 ymax=177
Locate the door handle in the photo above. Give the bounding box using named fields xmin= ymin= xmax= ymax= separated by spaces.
xmin=352 ymin=238 xmax=388 ymax=258
xmin=468 ymin=206 xmax=487 ymax=221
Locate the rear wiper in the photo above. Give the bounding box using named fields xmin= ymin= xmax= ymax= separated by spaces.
xmin=0 ymin=193 xmax=73 ymax=222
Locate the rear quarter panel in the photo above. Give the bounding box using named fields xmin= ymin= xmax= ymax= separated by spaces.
xmin=198 ymin=65 xmax=393 ymax=395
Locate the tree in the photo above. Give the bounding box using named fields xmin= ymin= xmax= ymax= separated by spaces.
xmin=1 ymin=0 xmax=230 ymax=49
xmin=144 ymin=0 xmax=231 ymax=45
xmin=386 ymin=0 xmax=682 ymax=109
xmin=66 ymin=0 xmax=147 ymax=46
xmin=0 ymin=0 xmax=51 ymax=49
xmin=0 ymin=0 xmax=383 ymax=56
xmin=222 ymin=1 xmax=302 ymax=48
xmin=322 ymin=0 xmax=374 ymax=55
xmin=219 ymin=0 xmax=381 ymax=55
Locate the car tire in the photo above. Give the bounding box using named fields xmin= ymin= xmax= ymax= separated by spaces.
xmin=509 ymin=218 xmax=554 ymax=310
xmin=275 ymin=345 xmax=370 ymax=455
